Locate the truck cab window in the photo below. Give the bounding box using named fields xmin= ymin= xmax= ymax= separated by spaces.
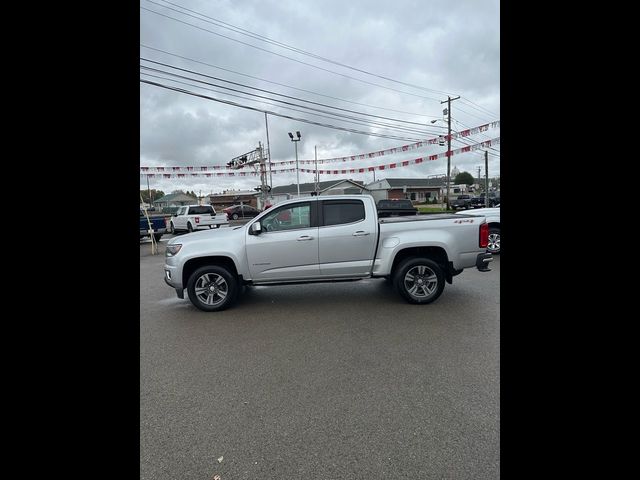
xmin=261 ymin=203 xmax=311 ymax=232
xmin=323 ymin=200 xmax=365 ymax=226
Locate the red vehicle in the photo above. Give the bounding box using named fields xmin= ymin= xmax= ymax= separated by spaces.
xmin=223 ymin=204 xmax=261 ymax=220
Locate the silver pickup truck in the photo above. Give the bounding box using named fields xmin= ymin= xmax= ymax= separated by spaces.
xmin=164 ymin=195 xmax=493 ymax=311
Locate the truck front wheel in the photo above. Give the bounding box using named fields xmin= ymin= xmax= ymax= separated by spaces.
xmin=187 ymin=265 xmax=238 ymax=312
xmin=394 ymin=257 xmax=445 ymax=304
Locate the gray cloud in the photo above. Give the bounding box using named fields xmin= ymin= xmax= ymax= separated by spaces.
xmin=140 ymin=0 xmax=499 ymax=194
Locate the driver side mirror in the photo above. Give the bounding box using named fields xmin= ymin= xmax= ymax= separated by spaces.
xmin=249 ymin=222 xmax=262 ymax=235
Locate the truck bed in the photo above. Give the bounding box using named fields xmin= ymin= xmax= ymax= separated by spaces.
xmin=379 ymin=213 xmax=475 ymax=223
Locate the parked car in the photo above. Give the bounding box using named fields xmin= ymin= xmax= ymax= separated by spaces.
xmin=450 ymin=194 xmax=473 ymax=210
xmin=223 ymin=204 xmax=261 ymax=220
xmin=163 ymin=195 xmax=493 ymax=311
xmin=471 ymin=192 xmax=500 ymax=208
xmin=168 ymin=205 xmax=229 ymax=233
xmin=376 ymin=199 xmax=419 ymax=217
xmin=456 ymin=206 xmax=500 ymax=254
xmin=140 ymin=209 xmax=167 ymax=242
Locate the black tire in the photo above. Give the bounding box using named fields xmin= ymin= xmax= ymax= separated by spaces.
xmin=187 ymin=265 xmax=238 ymax=312
xmin=487 ymin=227 xmax=500 ymax=255
xmin=232 ymin=213 xmax=239 ymax=220
xmin=187 ymin=222 xmax=194 ymax=232
xmin=153 ymin=233 xmax=163 ymax=242
xmin=169 ymin=222 xmax=175 ymax=234
xmin=393 ymin=257 xmax=445 ymax=304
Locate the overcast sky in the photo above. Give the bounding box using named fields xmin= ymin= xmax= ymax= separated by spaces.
xmin=140 ymin=0 xmax=500 ymax=196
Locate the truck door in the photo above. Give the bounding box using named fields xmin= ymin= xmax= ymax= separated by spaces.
xmin=246 ymin=201 xmax=320 ymax=281
xmin=318 ymin=199 xmax=377 ymax=277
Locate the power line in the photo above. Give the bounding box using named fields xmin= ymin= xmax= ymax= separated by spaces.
xmin=140 ymin=44 xmax=442 ymax=119
xmin=140 ymin=5 xmax=445 ymax=103
xmin=148 ymin=0 xmax=457 ymax=98
xmin=140 ymin=58 xmax=444 ymax=131
xmin=140 ymin=70 xmax=437 ymax=138
xmin=140 ymin=78 xmax=429 ymax=142
xmin=460 ymin=97 xmax=499 ymax=117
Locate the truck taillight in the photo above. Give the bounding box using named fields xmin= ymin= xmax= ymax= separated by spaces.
xmin=195 ymin=217 xmax=200 ymax=224
xmin=479 ymin=223 xmax=489 ymax=248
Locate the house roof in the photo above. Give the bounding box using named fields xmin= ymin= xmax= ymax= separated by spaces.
xmin=271 ymin=179 xmax=366 ymax=195
xmin=153 ymin=192 xmax=198 ymax=204
xmin=370 ymin=177 xmax=447 ymax=189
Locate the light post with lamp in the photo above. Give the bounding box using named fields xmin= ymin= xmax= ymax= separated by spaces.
xmin=288 ymin=131 xmax=301 ymax=196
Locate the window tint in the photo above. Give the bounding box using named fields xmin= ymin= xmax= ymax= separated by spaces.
xmin=261 ymin=203 xmax=311 ymax=232
xmin=188 ymin=206 xmax=214 ymax=215
xmin=323 ymin=201 xmax=365 ymax=226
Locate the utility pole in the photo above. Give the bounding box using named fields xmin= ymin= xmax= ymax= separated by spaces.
xmin=476 ymin=166 xmax=482 ymax=193
xmin=485 ymin=150 xmax=489 ymax=206
xmin=314 ymin=145 xmax=319 ymax=194
xmin=146 ymin=174 xmax=152 ymax=207
xmin=441 ymin=95 xmax=460 ymax=210
xmin=264 ymin=113 xmax=273 ymax=194
xmin=258 ymin=141 xmax=268 ymax=207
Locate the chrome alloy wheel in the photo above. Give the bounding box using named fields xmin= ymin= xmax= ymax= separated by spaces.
xmin=403 ymin=265 xmax=438 ymax=299
xmin=487 ymin=232 xmax=500 ymax=253
xmin=194 ymin=272 xmax=228 ymax=307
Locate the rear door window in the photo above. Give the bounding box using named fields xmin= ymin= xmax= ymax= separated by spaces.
xmin=322 ymin=200 xmax=365 ymax=226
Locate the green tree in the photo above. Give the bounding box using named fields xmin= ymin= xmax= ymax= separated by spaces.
xmin=454 ymin=171 xmax=475 ymax=185
xmin=140 ymin=189 xmax=165 ymax=204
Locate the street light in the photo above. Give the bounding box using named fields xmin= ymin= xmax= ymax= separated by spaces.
xmin=288 ymin=131 xmax=302 ymax=196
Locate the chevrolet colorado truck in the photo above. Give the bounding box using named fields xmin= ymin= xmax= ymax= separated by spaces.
xmin=164 ymin=195 xmax=493 ymax=311
xmin=168 ymin=205 xmax=229 ymax=233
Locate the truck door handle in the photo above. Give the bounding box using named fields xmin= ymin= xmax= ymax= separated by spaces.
xmin=297 ymin=235 xmax=314 ymax=241
xmin=352 ymin=231 xmax=370 ymax=236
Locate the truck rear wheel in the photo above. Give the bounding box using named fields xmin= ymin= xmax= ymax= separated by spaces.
xmin=487 ymin=228 xmax=500 ymax=254
xmin=153 ymin=233 xmax=163 ymax=242
xmin=394 ymin=257 xmax=445 ymax=304
xmin=187 ymin=222 xmax=194 ymax=232
xmin=186 ymin=265 xmax=238 ymax=312
xmin=169 ymin=222 xmax=175 ymax=234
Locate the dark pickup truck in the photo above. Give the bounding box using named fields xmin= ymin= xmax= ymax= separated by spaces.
xmin=376 ymin=199 xmax=419 ymax=218
xmin=140 ymin=209 xmax=167 ymax=241
xmin=470 ymin=192 xmax=500 ymax=208
xmin=450 ymin=194 xmax=473 ymax=210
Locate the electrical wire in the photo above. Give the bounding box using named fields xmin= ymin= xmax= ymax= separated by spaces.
xmin=140 ymin=70 xmax=437 ymax=137
xmin=148 ymin=0 xmax=456 ymax=98
xmin=140 ymin=5 xmax=446 ymax=103
xmin=140 ymin=44 xmax=442 ymax=119
xmin=140 ymin=78 xmax=429 ymax=142
xmin=140 ymin=58 xmax=445 ymax=131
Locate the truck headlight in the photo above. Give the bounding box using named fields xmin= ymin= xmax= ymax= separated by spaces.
xmin=165 ymin=244 xmax=182 ymax=257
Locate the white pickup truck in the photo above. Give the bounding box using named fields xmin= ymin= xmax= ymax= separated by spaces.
xmin=164 ymin=195 xmax=493 ymax=312
xmin=168 ymin=205 xmax=229 ymax=233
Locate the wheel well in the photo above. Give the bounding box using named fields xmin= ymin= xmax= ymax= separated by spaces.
xmin=488 ymin=222 xmax=500 ymax=230
xmin=391 ymin=246 xmax=449 ymax=276
xmin=182 ymin=256 xmax=239 ymax=287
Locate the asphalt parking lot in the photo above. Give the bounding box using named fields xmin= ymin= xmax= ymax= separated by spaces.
xmin=140 ymin=234 xmax=500 ymax=479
